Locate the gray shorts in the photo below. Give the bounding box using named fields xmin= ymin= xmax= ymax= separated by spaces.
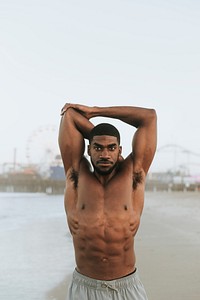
xmin=66 ymin=268 xmax=148 ymax=300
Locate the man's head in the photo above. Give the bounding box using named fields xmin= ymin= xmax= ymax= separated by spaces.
xmin=88 ymin=123 xmax=122 ymax=175
xmin=89 ymin=123 xmax=121 ymax=145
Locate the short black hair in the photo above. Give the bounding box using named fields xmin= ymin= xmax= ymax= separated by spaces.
xmin=89 ymin=123 xmax=120 ymax=144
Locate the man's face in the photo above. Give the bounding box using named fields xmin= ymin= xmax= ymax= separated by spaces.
xmin=88 ymin=135 xmax=122 ymax=175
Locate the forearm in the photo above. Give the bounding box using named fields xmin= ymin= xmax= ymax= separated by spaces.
xmin=90 ymin=105 xmax=156 ymax=128
xmin=59 ymin=108 xmax=94 ymax=172
xmin=61 ymin=108 xmax=94 ymax=140
xmin=61 ymin=103 xmax=156 ymax=129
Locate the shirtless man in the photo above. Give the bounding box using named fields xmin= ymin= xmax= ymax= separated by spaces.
xmin=59 ymin=103 xmax=157 ymax=300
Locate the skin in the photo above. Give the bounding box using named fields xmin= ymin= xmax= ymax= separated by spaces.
xmin=59 ymin=103 xmax=157 ymax=280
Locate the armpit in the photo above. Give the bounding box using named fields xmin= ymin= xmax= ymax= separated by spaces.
xmin=69 ymin=168 xmax=79 ymax=188
xmin=132 ymin=171 xmax=143 ymax=190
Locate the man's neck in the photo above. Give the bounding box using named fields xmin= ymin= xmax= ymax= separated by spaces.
xmin=93 ymin=168 xmax=117 ymax=186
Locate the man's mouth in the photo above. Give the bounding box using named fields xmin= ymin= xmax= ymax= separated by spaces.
xmin=97 ymin=160 xmax=112 ymax=166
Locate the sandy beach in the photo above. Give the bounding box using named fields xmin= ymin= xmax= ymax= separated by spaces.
xmin=136 ymin=191 xmax=200 ymax=300
xmin=46 ymin=191 xmax=200 ymax=300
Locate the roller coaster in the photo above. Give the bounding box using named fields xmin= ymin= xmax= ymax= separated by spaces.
xmin=154 ymin=143 xmax=200 ymax=175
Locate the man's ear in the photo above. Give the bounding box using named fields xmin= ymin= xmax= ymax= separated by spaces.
xmin=118 ymin=146 xmax=123 ymax=161
xmin=119 ymin=146 xmax=122 ymax=155
xmin=87 ymin=145 xmax=91 ymax=156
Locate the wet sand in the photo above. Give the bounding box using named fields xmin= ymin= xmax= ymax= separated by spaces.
xmin=46 ymin=191 xmax=200 ymax=300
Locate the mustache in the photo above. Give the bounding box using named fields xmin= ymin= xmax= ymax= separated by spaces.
xmin=97 ymin=159 xmax=113 ymax=164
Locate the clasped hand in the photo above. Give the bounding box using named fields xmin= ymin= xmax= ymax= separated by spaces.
xmin=60 ymin=103 xmax=95 ymax=119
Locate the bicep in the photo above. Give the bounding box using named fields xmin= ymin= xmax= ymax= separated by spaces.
xmin=58 ymin=111 xmax=85 ymax=174
xmin=132 ymin=116 xmax=157 ymax=174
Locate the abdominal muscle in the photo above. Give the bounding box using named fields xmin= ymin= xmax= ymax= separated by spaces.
xmin=68 ymin=210 xmax=136 ymax=280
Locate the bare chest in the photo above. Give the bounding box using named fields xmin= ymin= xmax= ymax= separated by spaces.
xmin=65 ymin=165 xmax=145 ymax=236
xmin=66 ymin=172 xmax=133 ymax=212
xmin=66 ymin=179 xmax=138 ymax=239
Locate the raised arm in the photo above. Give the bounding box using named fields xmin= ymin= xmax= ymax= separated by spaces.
xmin=59 ymin=103 xmax=157 ymax=175
xmin=58 ymin=104 xmax=94 ymax=174
xmin=129 ymin=107 xmax=157 ymax=174
xmin=100 ymin=105 xmax=157 ymax=174
xmin=68 ymin=104 xmax=157 ymax=174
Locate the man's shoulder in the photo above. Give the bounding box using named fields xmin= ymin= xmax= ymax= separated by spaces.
xmin=118 ymin=153 xmax=133 ymax=171
xmin=66 ymin=156 xmax=91 ymax=174
xmin=118 ymin=154 xmax=146 ymax=188
xmin=79 ymin=156 xmax=93 ymax=175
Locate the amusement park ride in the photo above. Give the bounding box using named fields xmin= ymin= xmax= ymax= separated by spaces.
xmin=156 ymin=144 xmax=200 ymax=175
xmin=1 ymin=127 xmax=200 ymax=193
xmin=0 ymin=125 xmax=65 ymax=193
xmin=25 ymin=124 xmax=62 ymax=177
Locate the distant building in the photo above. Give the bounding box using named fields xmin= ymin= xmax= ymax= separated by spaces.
xmin=50 ymin=165 xmax=65 ymax=181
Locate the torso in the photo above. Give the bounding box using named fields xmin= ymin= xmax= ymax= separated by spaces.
xmin=64 ymin=156 xmax=144 ymax=280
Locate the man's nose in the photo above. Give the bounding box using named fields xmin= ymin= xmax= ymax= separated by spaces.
xmin=100 ymin=148 xmax=110 ymax=158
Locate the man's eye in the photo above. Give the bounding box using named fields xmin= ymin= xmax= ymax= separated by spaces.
xmin=95 ymin=147 xmax=102 ymax=151
xmin=109 ymin=146 xmax=116 ymax=151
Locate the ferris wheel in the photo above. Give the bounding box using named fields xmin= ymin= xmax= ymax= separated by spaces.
xmin=26 ymin=124 xmax=61 ymax=171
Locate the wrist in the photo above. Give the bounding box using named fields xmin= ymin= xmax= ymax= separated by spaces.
xmin=89 ymin=106 xmax=101 ymax=118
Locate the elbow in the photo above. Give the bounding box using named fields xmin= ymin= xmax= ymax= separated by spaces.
xmin=62 ymin=107 xmax=75 ymax=119
xmin=149 ymin=108 xmax=157 ymax=118
xmin=147 ymin=108 xmax=157 ymax=123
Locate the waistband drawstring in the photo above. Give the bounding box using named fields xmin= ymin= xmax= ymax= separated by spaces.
xmin=101 ymin=282 xmax=119 ymax=292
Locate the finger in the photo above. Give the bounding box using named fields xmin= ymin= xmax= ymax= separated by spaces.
xmin=60 ymin=103 xmax=71 ymax=114
xmin=61 ymin=103 xmax=70 ymax=109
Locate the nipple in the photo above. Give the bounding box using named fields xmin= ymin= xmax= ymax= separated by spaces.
xmin=101 ymin=257 xmax=108 ymax=263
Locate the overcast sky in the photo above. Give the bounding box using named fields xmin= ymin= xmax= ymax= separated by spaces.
xmin=1 ymin=0 xmax=200 ymax=174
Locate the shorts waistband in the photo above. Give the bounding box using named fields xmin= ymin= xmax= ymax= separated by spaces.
xmin=72 ymin=268 xmax=139 ymax=290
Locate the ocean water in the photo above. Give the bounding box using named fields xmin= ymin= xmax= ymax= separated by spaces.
xmin=0 ymin=193 xmax=75 ymax=300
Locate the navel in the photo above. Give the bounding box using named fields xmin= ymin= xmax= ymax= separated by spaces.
xmin=81 ymin=204 xmax=85 ymax=210
xmin=124 ymin=205 xmax=128 ymax=211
